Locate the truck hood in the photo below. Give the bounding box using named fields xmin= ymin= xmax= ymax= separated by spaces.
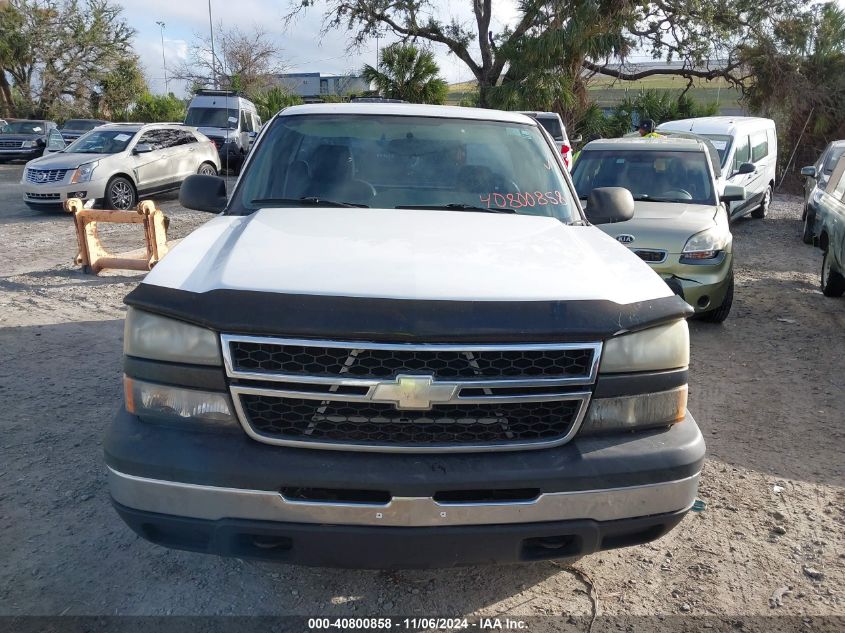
xmin=26 ymin=152 xmax=111 ymax=170
xmin=143 ymin=207 xmax=672 ymax=304
xmin=596 ymin=201 xmax=719 ymax=253
xmin=0 ymin=133 xmax=42 ymax=142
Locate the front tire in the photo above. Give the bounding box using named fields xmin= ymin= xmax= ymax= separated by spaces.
xmin=197 ymin=162 xmax=218 ymax=176
xmin=751 ymin=185 xmax=771 ymax=219
xmin=802 ymin=209 xmax=815 ymax=244
xmin=699 ymin=274 xmax=734 ymax=323
xmin=105 ymin=176 xmax=137 ymax=211
xmin=821 ymin=250 xmax=845 ymax=297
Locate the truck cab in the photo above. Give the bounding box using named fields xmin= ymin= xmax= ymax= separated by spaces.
xmin=106 ymin=104 xmax=704 ymax=568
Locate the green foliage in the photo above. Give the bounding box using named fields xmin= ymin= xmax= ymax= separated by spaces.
xmin=742 ymin=2 xmax=845 ymax=184
xmin=0 ymin=0 xmax=135 ymax=118
xmin=603 ymin=90 xmax=719 ymax=138
xmin=98 ymin=56 xmax=147 ymax=120
xmin=250 ymin=86 xmax=303 ymax=121
xmin=130 ymin=93 xmax=186 ymax=123
xmin=361 ymin=44 xmax=448 ymax=104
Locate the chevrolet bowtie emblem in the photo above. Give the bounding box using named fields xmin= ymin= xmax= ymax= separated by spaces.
xmin=371 ymin=375 xmax=457 ymax=410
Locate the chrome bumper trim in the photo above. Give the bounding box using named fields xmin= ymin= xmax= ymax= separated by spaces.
xmin=108 ymin=467 xmax=699 ymax=527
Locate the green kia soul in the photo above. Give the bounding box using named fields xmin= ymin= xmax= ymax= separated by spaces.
xmin=572 ymin=136 xmax=746 ymax=322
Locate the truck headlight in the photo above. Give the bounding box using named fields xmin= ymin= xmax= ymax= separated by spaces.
xmin=682 ymin=226 xmax=729 ymax=260
xmin=22 ymin=140 xmax=36 ymax=148
xmin=70 ymin=161 xmax=98 ymax=184
xmin=124 ymin=377 xmax=237 ymax=429
xmin=124 ymin=307 xmax=221 ymax=365
xmin=599 ymin=320 xmax=689 ymax=373
xmin=581 ymin=386 xmax=688 ymax=434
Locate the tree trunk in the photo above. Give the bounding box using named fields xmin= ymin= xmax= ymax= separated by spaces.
xmin=0 ymin=70 xmax=13 ymax=117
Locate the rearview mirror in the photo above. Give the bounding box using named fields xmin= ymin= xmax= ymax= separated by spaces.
xmin=721 ymin=184 xmax=746 ymax=202
xmin=585 ymin=187 xmax=635 ymax=225
xmin=179 ymin=174 xmax=227 ymax=213
xmin=800 ymin=165 xmax=817 ymax=178
xmin=737 ymin=162 xmax=756 ymax=175
xmin=133 ymin=143 xmax=153 ymax=155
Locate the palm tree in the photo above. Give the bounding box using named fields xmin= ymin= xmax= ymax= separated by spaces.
xmin=362 ymin=44 xmax=448 ymax=104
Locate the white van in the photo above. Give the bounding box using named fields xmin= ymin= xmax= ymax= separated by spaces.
xmin=185 ymin=90 xmax=262 ymax=170
xmin=658 ymin=117 xmax=777 ymax=220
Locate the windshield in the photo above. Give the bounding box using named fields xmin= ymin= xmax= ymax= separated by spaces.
xmin=63 ymin=119 xmax=103 ymax=132
xmin=823 ymin=146 xmax=845 ymax=173
xmin=230 ymin=114 xmax=580 ymax=220
xmin=1 ymin=121 xmax=45 ymax=134
xmin=64 ymin=130 xmax=136 ymax=154
xmin=185 ymin=107 xmax=238 ymax=130
xmin=572 ymin=149 xmax=716 ymax=205
xmin=702 ymin=134 xmax=732 ymax=166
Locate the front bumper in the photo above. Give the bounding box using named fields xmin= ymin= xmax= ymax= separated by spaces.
xmin=0 ymin=148 xmax=42 ymax=161
xmin=649 ymin=252 xmax=733 ymax=312
xmin=22 ymin=177 xmax=109 ymax=205
xmin=105 ymin=407 xmax=704 ymax=567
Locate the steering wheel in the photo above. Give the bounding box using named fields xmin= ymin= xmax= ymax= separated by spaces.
xmin=656 ymin=189 xmax=693 ymax=200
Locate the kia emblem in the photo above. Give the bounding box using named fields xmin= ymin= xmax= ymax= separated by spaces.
xmin=616 ymin=234 xmax=635 ymax=244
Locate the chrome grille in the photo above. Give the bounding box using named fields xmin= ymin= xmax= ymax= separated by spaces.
xmin=0 ymin=140 xmax=24 ymax=149
xmin=223 ymin=336 xmax=600 ymax=452
xmin=25 ymin=168 xmax=69 ymax=184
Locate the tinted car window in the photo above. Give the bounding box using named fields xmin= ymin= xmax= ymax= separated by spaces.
xmin=536 ymin=117 xmax=563 ymax=140
xmin=63 ymin=119 xmax=104 ymax=132
xmin=572 ymin=149 xmax=716 ymax=205
xmin=824 ymin=146 xmax=845 ymax=173
xmin=702 ymin=134 xmax=732 ymax=166
xmin=751 ymin=132 xmax=768 ymax=162
xmin=733 ymin=136 xmax=750 ymax=171
xmin=185 ymin=107 xmax=238 ymax=129
xmin=231 ymin=114 xmax=579 ymax=221
xmin=1 ymin=121 xmax=45 ymax=134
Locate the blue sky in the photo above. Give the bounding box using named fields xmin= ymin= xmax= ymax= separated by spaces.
xmin=117 ymin=0 xmax=516 ymax=95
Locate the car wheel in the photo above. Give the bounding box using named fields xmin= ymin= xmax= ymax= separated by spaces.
xmin=820 ymin=250 xmax=845 ymax=297
xmin=699 ymin=274 xmax=734 ymax=323
xmin=105 ymin=176 xmax=137 ymax=211
xmin=802 ymin=209 xmax=816 ymax=244
xmin=751 ymin=185 xmax=771 ymax=219
xmin=197 ymin=162 xmax=218 ymax=176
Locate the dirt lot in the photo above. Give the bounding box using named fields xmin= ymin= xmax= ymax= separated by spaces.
xmin=0 ymin=160 xmax=843 ymax=624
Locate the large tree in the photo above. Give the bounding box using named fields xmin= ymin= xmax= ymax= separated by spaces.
xmin=287 ymin=0 xmax=811 ymax=107
xmin=362 ymin=43 xmax=448 ymax=103
xmin=174 ymin=24 xmax=284 ymax=95
xmin=0 ymin=0 xmax=135 ymax=117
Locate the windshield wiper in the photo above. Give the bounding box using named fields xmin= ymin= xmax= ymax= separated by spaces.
xmin=395 ymin=203 xmax=516 ymax=214
xmin=249 ymin=197 xmax=369 ymax=208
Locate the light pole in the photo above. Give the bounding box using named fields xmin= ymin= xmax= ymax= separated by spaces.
xmin=156 ymin=21 xmax=169 ymax=94
xmin=208 ymin=0 xmax=217 ymax=89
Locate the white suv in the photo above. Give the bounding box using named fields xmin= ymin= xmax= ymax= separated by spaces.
xmin=21 ymin=123 xmax=221 ymax=211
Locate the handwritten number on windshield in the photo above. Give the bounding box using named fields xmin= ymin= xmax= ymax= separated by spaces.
xmin=479 ymin=191 xmax=566 ymax=209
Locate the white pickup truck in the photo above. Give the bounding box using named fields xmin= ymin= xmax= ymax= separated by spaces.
xmin=106 ymin=104 xmax=704 ymax=568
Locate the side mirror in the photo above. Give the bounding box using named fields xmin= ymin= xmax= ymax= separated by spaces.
xmin=585 ymin=187 xmax=635 ymax=225
xmin=179 ymin=174 xmax=227 ymax=213
xmin=721 ymin=184 xmax=746 ymax=202
xmin=800 ymin=165 xmax=817 ymax=178
xmin=571 ymin=134 xmax=583 ymax=144
xmin=737 ymin=162 xmax=756 ymax=175
xmin=133 ymin=143 xmax=154 ymax=155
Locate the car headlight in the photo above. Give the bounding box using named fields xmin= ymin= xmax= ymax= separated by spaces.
xmin=682 ymin=225 xmax=730 ymax=260
xmin=124 ymin=376 xmax=237 ymax=429
xmin=599 ymin=320 xmax=689 ymax=374
xmin=70 ymin=161 xmax=99 ymax=184
xmin=124 ymin=307 xmax=221 ymax=365
xmin=580 ymin=386 xmax=688 ymax=434
xmin=22 ymin=140 xmax=36 ymax=148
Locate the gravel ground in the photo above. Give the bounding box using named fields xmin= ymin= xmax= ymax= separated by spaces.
xmin=0 ymin=161 xmax=843 ymax=623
